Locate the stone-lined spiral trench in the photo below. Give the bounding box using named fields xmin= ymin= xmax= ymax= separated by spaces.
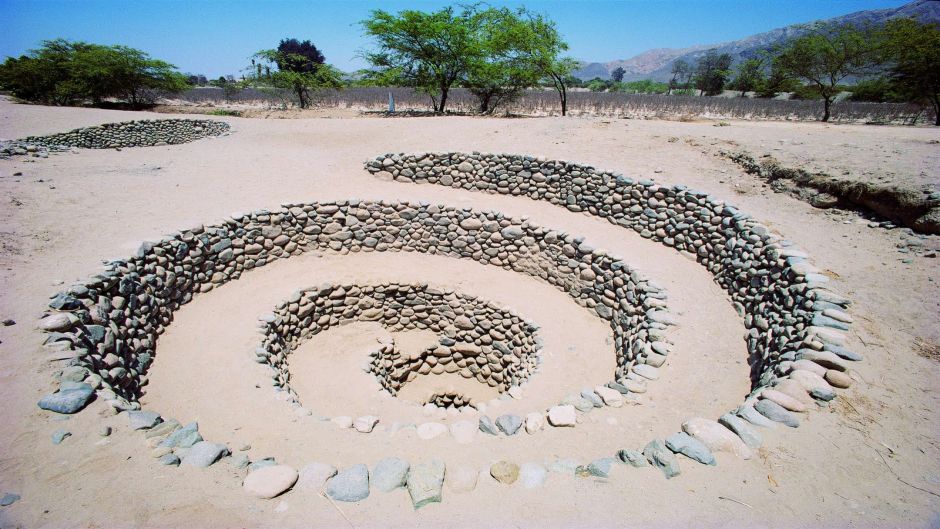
xmin=34 ymin=140 xmax=862 ymax=507
xmin=261 ymin=282 xmax=542 ymax=408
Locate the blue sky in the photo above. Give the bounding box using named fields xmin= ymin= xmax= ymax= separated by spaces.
xmin=1 ymin=0 xmax=909 ymax=77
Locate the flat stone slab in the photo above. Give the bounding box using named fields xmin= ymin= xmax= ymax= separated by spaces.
xmin=243 ymin=465 xmax=298 ymax=499
xmin=37 ymin=384 xmax=94 ymax=414
xmin=180 ymin=441 xmax=227 ymax=467
xmin=547 ymin=405 xmax=576 ymax=427
xmin=127 ymin=410 xmax=162 ymax=430
xmin=407 ymin=460 xmax=445 ymax=509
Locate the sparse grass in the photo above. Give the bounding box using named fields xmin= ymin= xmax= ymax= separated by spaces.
xmin=206 ymin=109 xmax=242 ymax=117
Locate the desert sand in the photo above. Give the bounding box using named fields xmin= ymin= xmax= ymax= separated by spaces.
xmin=1 ymin=98 xmax=938 ymax=528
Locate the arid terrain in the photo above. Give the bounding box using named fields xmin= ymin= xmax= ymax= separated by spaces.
xmin=1 ymin=98 xmax=938 ymax=528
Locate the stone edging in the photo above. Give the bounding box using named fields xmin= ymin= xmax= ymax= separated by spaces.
xmin=20 ymin=119 xmax=230 ymax=149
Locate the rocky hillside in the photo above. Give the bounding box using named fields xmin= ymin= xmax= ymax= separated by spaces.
xmin=574 ymin=0 xmax=940 ymax=81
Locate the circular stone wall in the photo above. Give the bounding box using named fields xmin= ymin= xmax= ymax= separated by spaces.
xmin=20 ymin=119 xmax=230 ymax=149
xmin=260 ymin=282 xmax=542 ymax=408
xmin=36 ymin=200 xmax=667 ymax=412
xmin=366 ymin=152 xmax=861 ymax=404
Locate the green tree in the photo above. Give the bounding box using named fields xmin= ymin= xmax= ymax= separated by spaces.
xmin=611 ymin=66 xmax=625 ymax=83
xmin=773 ymin=24 xmax=881 ymax=122
xmin=693 ymin=49 xmax=732 ymax=96
xmin=730 ymin=57 xmax=766 ymax=96
xmin=882 ymin=18 xmax=940 ymax=125
xmin=668 ymin=59 xmax=690 ymax=90
xmin=361 ymin=7 xmax=476 ymax=112
xmin=464 ymin=7 xmax=543 ymax=114
xmin=514 ymin=11 xmax=575 ymax=116
xmin=248 ymin=44 xmax=342 ymax=109
xmin=0 ymin=39 xmax=186 ymax=107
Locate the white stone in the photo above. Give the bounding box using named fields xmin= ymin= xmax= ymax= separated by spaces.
xmin=547 ymin=405 xmax=577 ymax=427
xmin=524 ymin=412 xmax=544 ymax=434
xmin=594 ymin=385 xmax=624 ymax=407
xmin=243 ymin=465 xmax=299 ymax=499
xmin=354 ymin=415 xmax=379 ymax=433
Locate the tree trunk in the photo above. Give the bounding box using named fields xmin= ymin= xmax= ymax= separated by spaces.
xmin=933 ymin=95 xmax=939 ymax=126
xmin=822 ymin=97 xmax=832 ymax=122
xmin=438 ymin=86 xmax=449 ymax=113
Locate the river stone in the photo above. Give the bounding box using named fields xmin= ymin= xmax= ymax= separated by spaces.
xmin=633 ymin=364 xmax=660 ymax=380
xmin=145 ymin=419 xmax=181 ymax=439
xmin=580 ymin=389 xmax=603 ymax=407
xmin=617 ymin=449 xmax=648 ymax=467
xmin=761 ymin=389 xmax=808 ymax=412
xmin=248 ymin=458 xmax=277 ymax=472
xmin=327 ymin=464 xmax=370 ymax=502
xmin=446 ymin=464 xmax=479 ymax=493
xmin=243 ymin=465 xmax=298 ymax=499
xmin=718 ymin=413 xmax=762 ymax=449
xmin=181 ymin=441 xmax=228 ymax=467
xmin=1 ymin=493 xmax=21 ymax=506
xmin=37 ymin=384 xmax=94 ymax=414
xmin=737 ymin=404 xmax=777 ymax=428
xmin=490 ymin=461 xmax=520 ymax=484
xmin=594 ymin=385 xmax=624 ymax=407
xmin=665 ymin=432 xmax=716 ymax=465
xmin=298 ymin=462 xmax=337 ymax=491
xmin=372 ymin=457 xmax=409 ymax=492
xmin=37 ymin=313 xmax=73 ymax=331
xmin=682 ymin=418 xmax=752 ymax=459
xmin=496 ymin=414 xmax=523 ymax=436
xmin=479 ymin=415 xmax=499 ymax=435
xmin=825 ymin=369 xmax=853 ymax=388
xmin=457 ymin=161 xmax=474 ymax=173
xmin=519 ymin=463 xmax=547 ymax=488
xmin=524 ymin=412 xmax=544 ymax=434
xmin=547 ymin=405 xmax=577 ymax=427
xmin=755 ymin=399 xmax=800 ymax=427
xmin=406 ymin=460 xmax=445 ymax=509
xmin=159 ymin=422 xmax=202 ymax=448
xmin=643 ymin=439 xmax=680 ymax=479
xmin=127 ymin=410 xmax=162 ymax=430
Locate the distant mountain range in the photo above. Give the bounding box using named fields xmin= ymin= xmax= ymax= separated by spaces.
xmin=573 ymin=0 xmax=940 ymax=81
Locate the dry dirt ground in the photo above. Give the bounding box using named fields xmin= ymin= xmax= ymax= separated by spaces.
xmin=1 ymin=100 xmax=939 ymax=528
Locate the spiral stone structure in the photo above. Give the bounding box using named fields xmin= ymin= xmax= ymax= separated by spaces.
xmin=32 ymin=147 xmax=861 ymax=508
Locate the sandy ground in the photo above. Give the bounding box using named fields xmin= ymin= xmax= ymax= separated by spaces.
xmin=1 ymin=100 xmax=939 ymax=528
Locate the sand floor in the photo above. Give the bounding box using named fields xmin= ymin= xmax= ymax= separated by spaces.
xmin=1 ymin=100 xmax=938 ymax=528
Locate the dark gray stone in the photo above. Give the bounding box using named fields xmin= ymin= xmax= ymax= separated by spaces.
xmin=718 ymin=413 xmax=762 ymax=449
xmin=1 ymin=493 xmax=20 ymax=507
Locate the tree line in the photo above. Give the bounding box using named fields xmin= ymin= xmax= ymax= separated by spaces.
xmin=0 ymin=8 xmax=937 ymax=123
